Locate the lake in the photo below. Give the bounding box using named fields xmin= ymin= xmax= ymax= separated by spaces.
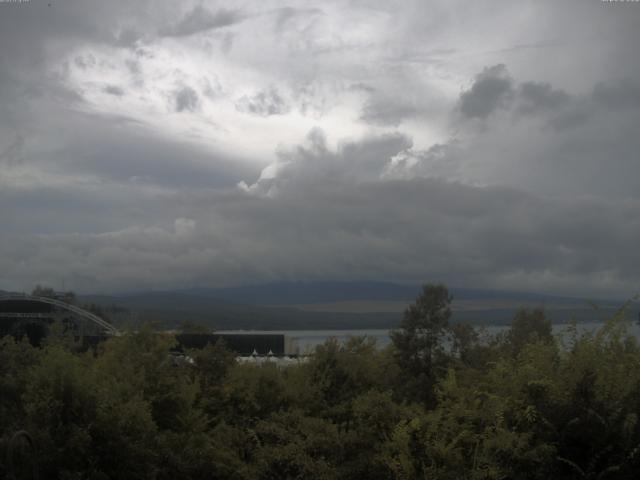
xmin=219 ymin=321 xmax=640 ymax=354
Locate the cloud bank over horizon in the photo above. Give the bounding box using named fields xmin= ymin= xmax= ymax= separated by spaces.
xmin=1 ymin=0 xmax=639 ymax=297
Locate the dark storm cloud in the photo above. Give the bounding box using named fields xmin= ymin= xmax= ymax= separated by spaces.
xmin=174 ymin=86 xmax=200 ymax=113
xmin=235 ymin=89 xmax=291 ymax=117
xmin=459 ymin=64 xmax=514 ymax=118
xmin=227 ymin=126 xmax=640 ymax=297
xmin=449 ymin=66 xmax=640 ymax=198
xmin=240 ymin=129 xmax=412 ymax=195
xmin=113 ymin=27 xmax=143 ymax=48
xmin=349 ymin=83 xmax=376 ymax=94
xmin=103 ymin=85 xmax=125 ymax=97
xmin=3 ymin=172 xmax=639 ymax=296
xmin=160 ymin=6 xmax=245 ymax=37
xmin=458 ymin=66 xmax=578 ymax=126
xmin=516 ymin=81 xmax=571 ymax=115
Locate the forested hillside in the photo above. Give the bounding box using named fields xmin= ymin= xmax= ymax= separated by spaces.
xmin=2 ymin=285 xmax=640 ymax=479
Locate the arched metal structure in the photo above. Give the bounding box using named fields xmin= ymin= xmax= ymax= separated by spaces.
xmin=0 ymin=293 xmax=119 ymax=336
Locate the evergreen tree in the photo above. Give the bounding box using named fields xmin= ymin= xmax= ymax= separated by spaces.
xmin=391 ymin=284 xmax=452 ymax=406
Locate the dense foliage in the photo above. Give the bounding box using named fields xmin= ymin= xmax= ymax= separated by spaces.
xmin=2 ymin=285 xmax=640 ymax=479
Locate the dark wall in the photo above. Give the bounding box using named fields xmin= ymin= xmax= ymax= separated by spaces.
xmin=0 ymin=299 xmax=53 ymax=314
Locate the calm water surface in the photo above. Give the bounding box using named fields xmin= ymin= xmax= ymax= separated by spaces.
xmin=220 ymin=322 xmax=640 ymax=354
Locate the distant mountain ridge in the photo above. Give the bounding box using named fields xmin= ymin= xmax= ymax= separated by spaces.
xmin=183 ymin=282 xmax=421 ymax=304
xmin=179 ymin=282 xmax=618 ymax=306
xmin=4 ymin=283 xmax=631 ymax=331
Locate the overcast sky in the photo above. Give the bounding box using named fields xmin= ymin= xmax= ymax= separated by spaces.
xmin=1 ymin=0 xmax=639 ymax=297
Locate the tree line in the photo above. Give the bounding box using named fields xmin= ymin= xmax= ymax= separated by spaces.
xmin=1 ymin=284 xmax=639 ymax=479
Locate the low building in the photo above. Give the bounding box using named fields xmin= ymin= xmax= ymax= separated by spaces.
xmin=175 ymin=333 xmax=299 ymax=356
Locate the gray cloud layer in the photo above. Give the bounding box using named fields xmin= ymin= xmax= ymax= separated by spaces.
xmin=1 ymin=0 xmax=639 ymax=297
xmin=459 ymin=65 xmax=514 ymax=118
xmin=160 ymin=6 xmax=246 ymax=38
xmin=4 ymin=165 xmax=639 ymax=296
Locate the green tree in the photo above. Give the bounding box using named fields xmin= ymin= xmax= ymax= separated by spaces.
xmin=250 ymin=410 xmax=341 ymax=480
xmin=505 ymin=308 xmax=553 ymax=356
xmin=391 ymin=284 xmax=452 ymax=406
xmin=22 ymin=345 xmax=158 ymax=479
xmin=179 ymin=320 xmax=212 ymax=335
